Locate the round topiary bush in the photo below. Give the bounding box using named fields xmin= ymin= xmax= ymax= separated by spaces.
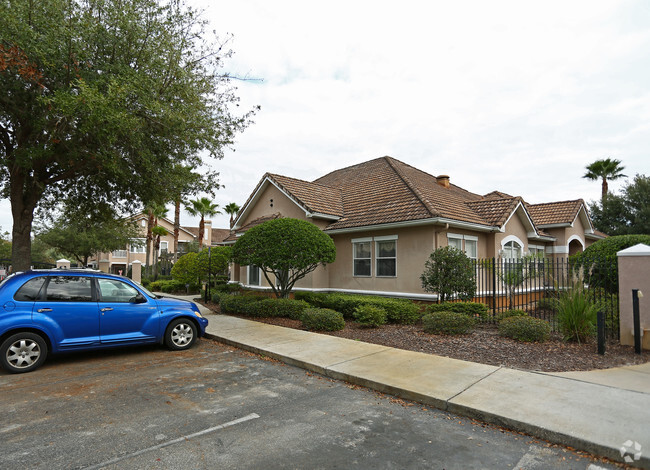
xmin=300 ymin=308 xmax=345 ymax=331
xmin=495 ymin=309 xmax=528 ymax=323
xmin=498 ymin=316 xmax=551 ymax=343
xmin=422 ymin=311 xmax=476 ymax=335
xmin=353 ymin=305 xmax=387 ymax=328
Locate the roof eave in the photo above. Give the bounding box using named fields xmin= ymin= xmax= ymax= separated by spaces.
xmin=324 ymin=217 xmax=498 ymax=235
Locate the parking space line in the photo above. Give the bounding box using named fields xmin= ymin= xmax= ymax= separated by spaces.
xmin=83 ymin=413 xmax=260 ymax=470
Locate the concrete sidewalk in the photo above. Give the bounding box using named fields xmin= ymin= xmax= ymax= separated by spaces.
xmin=166 ymin=295 xmax=650 ymax=468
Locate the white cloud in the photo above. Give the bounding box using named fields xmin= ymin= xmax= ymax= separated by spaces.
xmin=2 ymin=0 xmax=650 ymax=234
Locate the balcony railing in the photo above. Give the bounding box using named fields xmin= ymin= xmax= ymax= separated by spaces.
xmin=112 ymin=250 xmax=127 ymax=258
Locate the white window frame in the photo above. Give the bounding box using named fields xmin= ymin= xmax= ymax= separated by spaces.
xmin=352 ymin=237 xmax=372 ymax=277
xmin=159 ymin=241 xmax=168 ymax=254
xmin=375 ymin=235 xmax=397 ymax=277
xmin=447 ymin=233 xmax=478 ymax=259
xmin=129 ymin=238 xmax=146 ymax=254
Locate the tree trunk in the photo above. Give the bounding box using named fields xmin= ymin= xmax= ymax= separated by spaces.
xmin=601 ymin=178 xmax=608 ymax=203
xmin=145 ymin=210 xmax=154 ymax=276
xmin=10 ymin=170 xmax=41 ymax=272
xmin=198 ymin=216 xmax=204 ymax=248
xmin=173 ymin=199 xmax=180 ymax=262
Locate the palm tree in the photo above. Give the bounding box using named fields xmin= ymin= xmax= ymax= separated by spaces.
xmin=224 ymin=202 xmax=241 ymax=228
xmin=144 ymin=203 xmax=168 ymax=276
xmin=583 ymin=158 xmax=626 ymax=203
xmin=186 ymin=197 xmax=220 ymax=247
xmin=151 ymin=225 xmax=169 ymax=280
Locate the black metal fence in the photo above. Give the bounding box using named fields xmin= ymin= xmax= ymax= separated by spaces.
xmin=472 ymin=257 xmax=619 ymax=339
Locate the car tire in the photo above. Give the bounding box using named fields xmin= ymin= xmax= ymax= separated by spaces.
xmin=164 ymin=318 xmax=197 ymax=351
xmin=1 ymin=332 xmax=48 ymax=374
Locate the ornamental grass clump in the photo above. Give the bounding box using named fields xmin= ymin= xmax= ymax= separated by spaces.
xmin=421 ymin=311 xmax=476 ymax=335
xmin=556 ymin=284 xmax=598 ymax=343
xmin=353 ymin=305 xmax=387 ymax=328
xmin=300 ymin=308 xmax=345 ymax=331
xmin=498 ymin=316 xmax=551 ymax=343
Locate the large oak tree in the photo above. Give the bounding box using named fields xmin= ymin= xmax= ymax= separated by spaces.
xmin=0 ymin=0 xmax=255 ymax=270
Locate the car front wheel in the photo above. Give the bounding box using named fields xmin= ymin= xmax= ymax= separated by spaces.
xmin=164 ymin=319 xmax=197 ymax=351
xmin=1 ymin=332 xmax=48 ymax=374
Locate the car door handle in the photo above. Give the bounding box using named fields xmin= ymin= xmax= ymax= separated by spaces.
xmin=37 ymin=308 xmax=52 ymax=313
xmin=101 ymin=307 xmax=114 ymax=312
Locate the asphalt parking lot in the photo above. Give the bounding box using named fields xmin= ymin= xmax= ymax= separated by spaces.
xmin=0 ymin=338 xmax=621 ymax=469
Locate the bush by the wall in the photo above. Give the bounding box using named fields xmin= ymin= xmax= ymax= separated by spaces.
xmin=422 ymin=311 xmax=476 ymax=335
xmin=495 ymin=309 xmax=528 ymax=323
xmin=219 ymin=294 xmax=265 ymax=316
xmin=499 ymin=316 xmax=551 ymax=342
xmin=259 ymin=298 xmax=310 ymax=320
xmin=300 ymin=308 xmax=345 ymax=331
xmin=425 ymin=302 xmax=489 ymax=319
xmin=295 ymin=292 xmax=421 ymax=324
xmin=149 ymin=279 xmax=198 ymax=294
xmin=353 ymin=305 xmax=387 ymax=328
xmin=556 ymin=285 xmax=598 ymax=343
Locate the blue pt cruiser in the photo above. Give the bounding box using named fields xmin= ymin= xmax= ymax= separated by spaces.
xmin=0 ymin=269 xmax=208 ymax=373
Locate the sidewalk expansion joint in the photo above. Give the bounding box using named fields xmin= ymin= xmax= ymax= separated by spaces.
xmin=446 ymin=365 xmax=504 ymax=405
xmin=326 ymin=347 xmax=395 ymax=368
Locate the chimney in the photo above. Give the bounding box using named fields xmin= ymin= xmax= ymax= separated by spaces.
xmin=436 ymin=175 xmax=450 ymax=188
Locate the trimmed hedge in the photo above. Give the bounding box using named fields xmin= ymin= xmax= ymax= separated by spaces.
xmin=425 ymin=302 xmax=489 ymax=319
xmin=149 ymin=279 xmax=199 ymax=294
xmin=353 ymin=305 xmax=387 ymax=328
xmin=422 ymin=311 xmax=476 ymax=335
xmin=301 ymin=308 xmax=345 ymax=331
xmin=495 ymin=309 xmax=528 ymax=323
xmin=219 ymin=294 xmax=310 ymax=319
xmin=294 ymin=292 xmax=421 ymax=324
xmin=498 ymin=316 xmax=551 ymax=342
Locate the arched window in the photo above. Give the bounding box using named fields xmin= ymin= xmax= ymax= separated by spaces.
xmin=502 ymin=240 xmax=522 ymax=259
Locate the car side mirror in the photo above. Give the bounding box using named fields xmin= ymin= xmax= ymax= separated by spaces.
xmin=132 ymin=293 xmax=147 ymax=304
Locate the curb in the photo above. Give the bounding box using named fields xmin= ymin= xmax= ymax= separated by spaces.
xmin=205 ymin=332 xmax=650 ymax=469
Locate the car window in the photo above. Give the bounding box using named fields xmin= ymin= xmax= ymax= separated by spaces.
xmin=45 ymin=276 xmax=93 ymax=302
xmin=14 ymin=277 xmax=47 ymax=301
xmin=97 ymin=279 xmax=139 ymax=303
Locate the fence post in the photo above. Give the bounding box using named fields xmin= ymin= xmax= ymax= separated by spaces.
xmin=633 ymin=289 xmax=641 ymax=354
xmin=597 ymin=310 xmax=606 ymax=355
xmin=492 ymin=257 xmax=496 ymax=316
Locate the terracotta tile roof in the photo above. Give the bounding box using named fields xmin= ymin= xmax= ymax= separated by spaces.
xmin=467 ymin=197 xmax=524 ymax=227
xmin=527 ymin=200 xmax=585 ymax=226
xmin=483 ymin=190 xmax=513 ymax=199
xmin=268 ymin=174 xmax=344 ymax=217
xmin=313 ymin=156 xmax=488 ymax=230
xmin=182 ymin=226 xmax=199 ymax=237
xmin=211 ymin=228 xmax=231 ymax=244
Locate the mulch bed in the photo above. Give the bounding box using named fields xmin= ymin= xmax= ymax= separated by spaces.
xmin=201 ymin=302 xmax=649 ymax=372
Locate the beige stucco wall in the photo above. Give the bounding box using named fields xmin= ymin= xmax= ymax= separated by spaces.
xmin=618 ymin=244 xmax=650 ymax=350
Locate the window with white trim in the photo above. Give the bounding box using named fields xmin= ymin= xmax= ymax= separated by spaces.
xmin=248 ymin=265 xmax=260 ymax=286
xmin=375 ymin=236 xmax=397 ymax=277
xmin=160 ymin=241 xmax=168 ymax=253
xmin=447 ymin=233 xmax=477 ymax=259
xmin=502 ymin=240 xmax=522 ymax=259
xmin=352 ymin=238 xmax=372 ymax=277
xmin=129 ymin=239 xmax=146 ymax=253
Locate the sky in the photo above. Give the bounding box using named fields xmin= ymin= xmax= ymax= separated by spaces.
xmin=2 ymin=0 xmax=649 ymax=234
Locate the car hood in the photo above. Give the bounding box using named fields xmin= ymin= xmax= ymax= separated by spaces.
xmin=154 ymin=296 xmax=199 ymax=310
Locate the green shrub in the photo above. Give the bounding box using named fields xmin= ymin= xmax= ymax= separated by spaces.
xmin=495 ymin=309 xmax=528 ymax=323
xmin=353 ymin=305 xmax=387 ymax=328
xmin=149 ymin=279 xmax=196 ymax=294
xmin=536 ymin=297 xmax=559 ymax=311
xmin=425 ymin=302 xmax=489 ymax=319
xmin=211 ymin=292 xmax=221 ymax=304
xmin=422 ymin=311 xmax=476 ymax=335
xmin=219 ymin=294 xmax=264 ymax=316
xmin=294 ymin=291 xmax=329 ymax=307
xmin=295 ymin=292 xmax=421 ymax=324
xmin=258 ymin=298 xmax=310 ymax=319
xmin=499 ymin=316 xmax=551 ymax=342
xmin=556 ymin=285 xmax=598 ymax=343
xmin=301 ymin=308 xmax=345 ymax=331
